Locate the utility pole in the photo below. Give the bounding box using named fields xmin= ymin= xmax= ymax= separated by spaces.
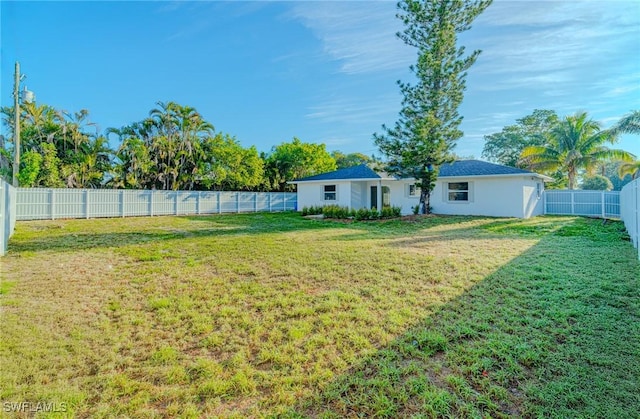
xmin=12 ymin=62 xmax=21 ymax=187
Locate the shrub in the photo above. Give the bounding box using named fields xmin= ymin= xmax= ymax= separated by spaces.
xmin=305 ymin=206 xmax=322 ymax=215
xmin=309 ymin=205 xmax=401 ymax=220
xmin=412 ymin=205 xmax=420 ymax=215
xmin=323 ymin=205 xmax=336 ymax=218
xmin=322 ymin=205 xmax=350 ymax=219
xmin=355 ymin=208 xmax=369 ymax=221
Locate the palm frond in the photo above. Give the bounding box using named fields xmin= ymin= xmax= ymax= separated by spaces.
xmin=618 ymin=161 xmax=640 ymax=179
xmin=612 ymin=110 xmax=640 ymax=135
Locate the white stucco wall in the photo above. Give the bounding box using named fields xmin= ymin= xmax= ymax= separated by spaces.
xmin=523 ymin=179 xmax=545 ymax=218
xmin=389 ymin=180 xmax=421 ymax=215
xmin=295 ymin=181 xmax=353 ymax=209
xmin=431 ymin=176 xmax=544 ymax=218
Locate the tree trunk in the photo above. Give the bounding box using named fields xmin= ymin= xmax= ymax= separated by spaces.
xmin=568 ymin=169 xmax=575 ymax=190
xmin=420 ymin=187 xmax=431 ymax=215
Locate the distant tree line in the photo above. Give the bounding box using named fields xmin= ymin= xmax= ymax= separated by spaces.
xmin=482 ymin=109 xmax=639 ymax=190
xmin=3 ymin=100 xmax=636 ymax=194
xmin=0 ymin=101 xmax=376 ymax=191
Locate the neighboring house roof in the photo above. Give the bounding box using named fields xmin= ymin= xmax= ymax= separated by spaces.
xmin=291 ymin=160 xmax=551 ymax=183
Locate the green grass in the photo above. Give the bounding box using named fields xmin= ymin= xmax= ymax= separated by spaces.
xmin=1 ymin=213 xmax=638 ymax=418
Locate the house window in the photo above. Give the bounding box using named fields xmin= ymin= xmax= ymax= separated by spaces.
xmin=447 ymin=182 xmax=469 ymax=201
xmin=323 ymin=185 xmax=337 ymax=201
xmin=408 ymin=184 xmax=421 ymax=197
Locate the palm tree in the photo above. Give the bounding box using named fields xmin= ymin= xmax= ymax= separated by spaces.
xmin=77 ymin=135 xmax=112 ymax=188
xmin=62 ymin=109 xmax=96 ymax=154
xmin=611 ymin=110 xmax=640 ymax=135
xmin=148 ymin=101 xmax=214 ymax=190
xmin=612 ymin=111 xmax=640 ymax=180
xmin=520 ymin=111 xmax=635 ymax=189
xmin=107 ymin=102 xmax=217 ymax=190
xmin=107 ymin=128 xmax=152 ymax=189
xmin=21 ymin=103 xmax=61 ymax=147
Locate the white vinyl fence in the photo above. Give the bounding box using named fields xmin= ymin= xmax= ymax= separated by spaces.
xmin=0 ymin=180 xmax=17 ymax=256
xmin=620 ymin=179 xmax=639 ymax=260
xmin=15 ymin=188 xmax=297 ymax=221
xmin=544 ymin=190 xmax=620 ymax=218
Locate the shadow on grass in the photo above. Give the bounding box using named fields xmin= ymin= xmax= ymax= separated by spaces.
xmin=284 ymin=218 xmax=640 ymax=418
xmin=8 ymin=212 xmax=332 ymax=254
xmin=8 ymin=213 xmax=485 ymax=255
xmin=326 ymin=216 xmax=479 ymax=242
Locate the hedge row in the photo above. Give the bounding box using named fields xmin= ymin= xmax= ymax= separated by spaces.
xmin=301 ymin=205 xmax=402 ymax=220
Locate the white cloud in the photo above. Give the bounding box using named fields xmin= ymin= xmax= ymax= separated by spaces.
xmin=288 ymin=1 xmax=411 ymax=75
xmin=306 ymin=94 xmax=398 ymax=125
xmin=466 ymin=1 xmax=640 ymax=93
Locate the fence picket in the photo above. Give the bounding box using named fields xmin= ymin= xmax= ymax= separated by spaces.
xmin=51 ymin=189 xmax=55 ymax=220
xmin=85 ymin=190 xmax=90 ymax=219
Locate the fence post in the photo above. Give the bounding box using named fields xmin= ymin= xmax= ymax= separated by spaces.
xmin=236 ymin=192 xmax=240 ymax=213
xmin=149 ymin=191 xmax=153 ymax=217
xmin=175 ymin=192 xmax=179 ymax=215
xmin=254 ymin=193 xmax=258 ymax=212
xmin=601 ymin=191 xmax=605 ymax=219
xmin=218 ymin=192 xmax=222 ymax=214
xmin=85 ymin=189 xmax=90 ymax=219
xmin=120 ymin=190 xmax=125 ymax=218
xmin=268 ymin=193 xmax=272 ymax=213
xmin=51 ymin=189 xmax=55 ymax=220
xmin=571 ymin=191 xmax=575 ymax=215
xmin=197 ymin=191 xmax=201 ymax=215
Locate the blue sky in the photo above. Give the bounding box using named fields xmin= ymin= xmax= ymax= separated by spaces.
xmin=2 ymin=0 xmax=639 ymax=160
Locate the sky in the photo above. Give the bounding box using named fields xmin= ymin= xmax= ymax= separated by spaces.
xmin=1 ymin=0 xmax=639 ymax=160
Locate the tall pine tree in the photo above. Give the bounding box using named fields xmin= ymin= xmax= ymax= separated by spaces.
xmin=375 ymin=0 xmax=491 ymax=213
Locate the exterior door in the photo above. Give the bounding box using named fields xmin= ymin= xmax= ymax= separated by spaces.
xmin=370 ymin=186 xmax=377 ymax=209
xmin=370 ymin=186 xmax=390 ymax=209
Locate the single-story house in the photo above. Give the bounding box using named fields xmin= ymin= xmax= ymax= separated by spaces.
xmin=289 ymin=160 xmax=552 ymax=218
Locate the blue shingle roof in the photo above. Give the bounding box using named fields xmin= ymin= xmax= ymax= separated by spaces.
xmin=294 ymin=160 xmax=537 ymax=182
xmin=295 ymin=164 xmax=380 ymax=181
xmin=439 ymin=160 xmax=534 ymax=177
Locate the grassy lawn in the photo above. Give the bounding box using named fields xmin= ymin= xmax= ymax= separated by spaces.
xmin=1 ymin=212 xmax=638 ymax=418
